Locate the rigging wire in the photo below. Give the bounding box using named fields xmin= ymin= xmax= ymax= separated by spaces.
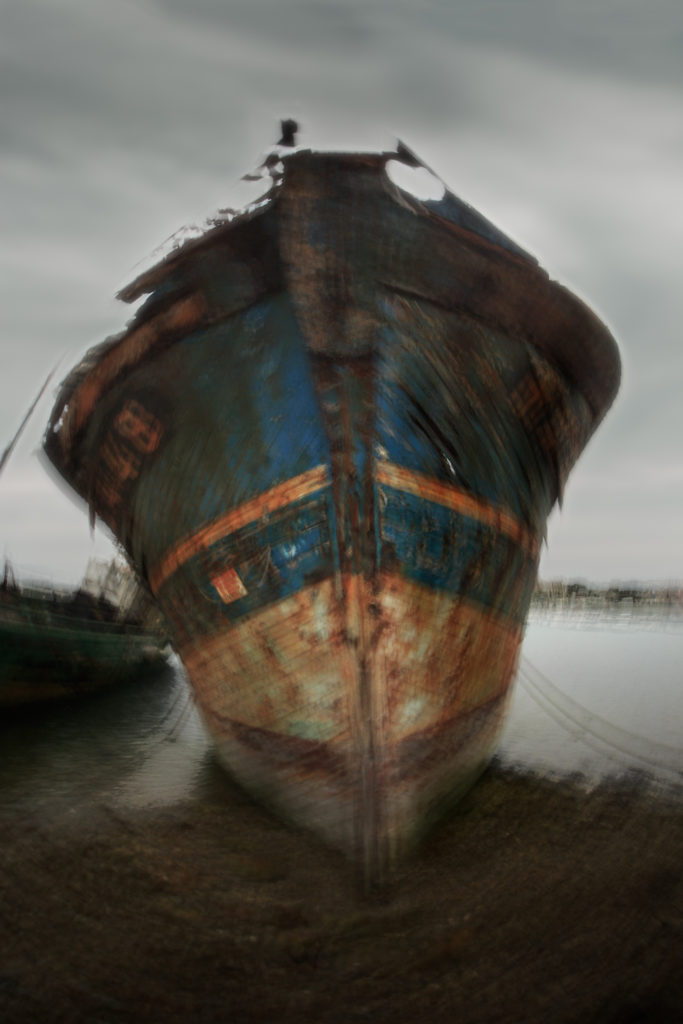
xmin=0 ymin=366 xmax=58 ymax=477
xmin=517 ymin=655 xmax=683 ymax=780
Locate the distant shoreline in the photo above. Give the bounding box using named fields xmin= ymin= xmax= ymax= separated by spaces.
xmin=532 ymin=579 xmax=682 ymax=611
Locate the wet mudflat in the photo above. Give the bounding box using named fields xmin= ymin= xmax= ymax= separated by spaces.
xmin=1 ymin=763 xmax=681 ymax=1024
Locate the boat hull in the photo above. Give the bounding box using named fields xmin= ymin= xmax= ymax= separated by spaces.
xmin=0 ymin=599 xmax=168 ymax=708
xmin=44 ymin=146 xmax=620 ymax=874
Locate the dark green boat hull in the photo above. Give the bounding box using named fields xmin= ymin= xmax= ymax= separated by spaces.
xmin=1 ymin=594 xmax=168 ymax=707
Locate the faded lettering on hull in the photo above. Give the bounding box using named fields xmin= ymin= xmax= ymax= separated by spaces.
xmin=43 ymin=141 xmax=620 ymax=877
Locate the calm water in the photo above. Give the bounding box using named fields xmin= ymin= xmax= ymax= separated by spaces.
xmin=1 ymin=609 xmax=681 ymax=823
xmin=500 ymin=608 xmax=683 ymax=793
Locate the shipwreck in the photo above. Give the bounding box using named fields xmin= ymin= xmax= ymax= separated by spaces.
xmin=44 ymin=126 xmax=620 ymax=878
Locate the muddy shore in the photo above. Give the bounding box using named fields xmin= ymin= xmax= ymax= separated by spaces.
xmin=1 ymin=764 xmax=681 ymax=1023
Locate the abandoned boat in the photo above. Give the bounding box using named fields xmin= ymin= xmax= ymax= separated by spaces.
xmin=43 ymin=130 xmax=620 ymax=876
xmin=0 ymin=560 xmax=169 ymax=708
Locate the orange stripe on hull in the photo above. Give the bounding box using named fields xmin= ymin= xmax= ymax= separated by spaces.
xmin=150 ymin=461 xmax=537 ymax=595
xmin=376 ymin=462 xmax=539 ymax=557
xmin=149 ymin=463 xmax=330 ymax=594
xmin=59 ymin=293 xmax=208 ymax=453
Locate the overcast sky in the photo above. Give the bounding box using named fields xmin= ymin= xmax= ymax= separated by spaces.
xmin=1 ymin=0 xmax=682 ymax=586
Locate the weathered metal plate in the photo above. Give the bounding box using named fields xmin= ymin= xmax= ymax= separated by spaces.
xmin=44 ymin=140 xmax=620 ymax=879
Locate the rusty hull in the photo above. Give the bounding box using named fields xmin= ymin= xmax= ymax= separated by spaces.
xmin=44 ymin=143 xmax=620 ymax=879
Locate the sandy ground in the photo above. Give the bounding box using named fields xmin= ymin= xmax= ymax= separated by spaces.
xmin=1 ymin=763 xmax=681 ymax=1023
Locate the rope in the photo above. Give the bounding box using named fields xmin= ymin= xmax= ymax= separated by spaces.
xmin=517 ymin=655 xmax=683 ymax=779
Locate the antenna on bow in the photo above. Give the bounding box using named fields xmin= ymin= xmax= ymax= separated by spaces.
xmin=277 ymin=119 xmax=298 ymax=148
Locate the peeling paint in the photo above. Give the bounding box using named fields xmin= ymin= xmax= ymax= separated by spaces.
xmin=43 ymin=136 xmax=620 ymax=882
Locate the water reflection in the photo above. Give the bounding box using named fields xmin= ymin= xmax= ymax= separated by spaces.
xmin=498 ymin=609 xmax=683 ymax=795
xmin=1 ymin=613 xmax=681 ymax=827
xmin=0 ymin=657 xmax=211 ymax=824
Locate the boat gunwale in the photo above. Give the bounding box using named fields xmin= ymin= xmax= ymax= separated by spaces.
xmin=44 ymin=144 xmax=621 ymax=479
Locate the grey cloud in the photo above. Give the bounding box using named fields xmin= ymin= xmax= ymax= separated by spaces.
xmin=147 ymin=0 xmax=683 ymax=90
xmin=148 ymin=0 xmax=382 ymax=49
xmin=1 ymin=0 xmax=682 ymax=582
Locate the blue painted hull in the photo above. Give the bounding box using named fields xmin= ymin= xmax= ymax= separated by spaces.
xmin=44 ymin=142 xmax=620 ymax=877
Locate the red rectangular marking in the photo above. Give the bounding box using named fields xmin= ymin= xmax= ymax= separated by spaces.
xmin=211 ymin=567 xmax=248 ymax=604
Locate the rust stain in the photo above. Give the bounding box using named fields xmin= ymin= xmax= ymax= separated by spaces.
xmin=173 ymin=570 xmax=522 ymax=862
xmin=180 ymin=578 xmax=350 ymax=744
xmin=42 ymin=137 xmax=621 ymax=877
xmin=374 ymin=574 xmax=522 ymax=741
xmin=59 ymin=293 xmax=207 ymax=452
